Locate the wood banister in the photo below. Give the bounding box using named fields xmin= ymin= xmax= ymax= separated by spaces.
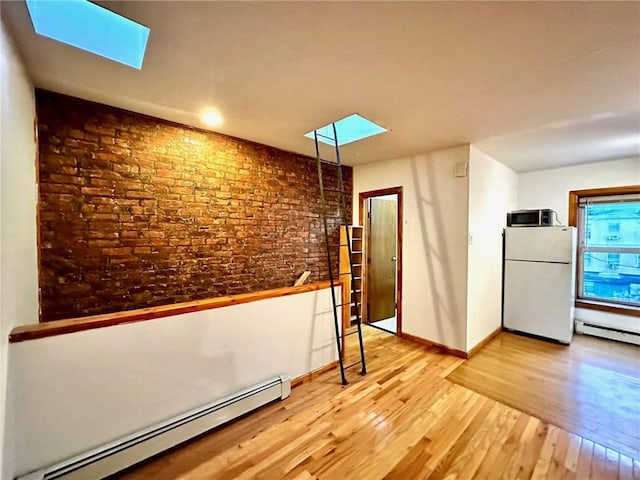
xmin=9 ymin=281 xmax=335 ymax=343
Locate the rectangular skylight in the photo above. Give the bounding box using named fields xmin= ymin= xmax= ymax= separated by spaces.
xmin=305 ymin=114 xmax=387 ymax=146
xmin=25 ymin=0 xmax=150 ymax=69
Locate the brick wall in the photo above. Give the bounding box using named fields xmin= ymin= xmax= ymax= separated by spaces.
xmin=36 ymin=90 xmax=351 ymax=321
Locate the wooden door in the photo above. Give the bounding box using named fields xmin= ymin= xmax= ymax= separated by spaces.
xmin=366 ymin=197 xmax=397 ymax=322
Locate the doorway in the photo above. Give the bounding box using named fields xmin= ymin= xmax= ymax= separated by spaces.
xmin=359 ymin=187 xmax=403 ymax=335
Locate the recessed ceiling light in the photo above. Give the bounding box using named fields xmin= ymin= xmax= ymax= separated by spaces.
xmin=202 ymin=110 xmax=224 ymax=127
xmin=305 ymin=114 xmax=387 ymax=146
xmin=25 ymin=0 xmax=150 ymax=69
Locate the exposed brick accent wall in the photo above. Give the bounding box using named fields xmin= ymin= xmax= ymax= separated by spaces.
xmin=36 ymin=90 xmax=351 ymax=321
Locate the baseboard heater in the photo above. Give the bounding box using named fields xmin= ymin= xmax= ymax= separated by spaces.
xmin=575 ymin=320 xmax=640 ymax=346
xmin=17 ymin=374 xmax=291 ymax=480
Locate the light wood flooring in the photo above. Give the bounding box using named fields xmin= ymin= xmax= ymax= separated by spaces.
xmin=447 ymin=331 xmax=640 ymax=460
xmin=115 ymin=327 xmax=640 ymax=480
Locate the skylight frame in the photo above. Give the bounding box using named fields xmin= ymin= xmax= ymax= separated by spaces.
xmin=25 ymin=0 xmax=151 ymax=70
xmin=305 ymin=114 xmax=388 ymax=147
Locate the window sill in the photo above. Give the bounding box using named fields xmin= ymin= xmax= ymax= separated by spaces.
xmin=575 ymin=299 xmax=640 ymax=318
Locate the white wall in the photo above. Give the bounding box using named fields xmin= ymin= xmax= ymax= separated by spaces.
xmin=467 ymin=146 xmax=518 ymax=351
xmin=518 ymin=156 xmax=640 ymax=225
xmin=353 ymin=145 xmax=470 ymax=352
xmin=518 ymin=156 xmax=640 ymax=333
xmin=7 ymin=286 xmax=338 ymax=477
xmin=0 ymin=19 xmax=38 ymax=480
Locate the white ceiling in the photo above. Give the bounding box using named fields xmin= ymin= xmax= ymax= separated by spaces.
xmin=2 ymin=1 xmax=639 ymax=172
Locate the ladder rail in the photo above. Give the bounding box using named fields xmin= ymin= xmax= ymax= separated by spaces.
xmin=314 ymin=131 xmax=347 ymax=385
xmin=331 ymin=122 xmax=366 ymax=375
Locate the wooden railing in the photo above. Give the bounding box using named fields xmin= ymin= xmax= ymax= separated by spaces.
xmin=9 ymin=281 xmax=334 ymax=343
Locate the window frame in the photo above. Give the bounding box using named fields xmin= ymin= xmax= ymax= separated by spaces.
xmin=569 ymin=185 xmax=640 ymax=317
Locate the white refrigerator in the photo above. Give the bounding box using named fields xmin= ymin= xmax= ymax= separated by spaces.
xmin=503 ymin=226 xmax=577 ymax=344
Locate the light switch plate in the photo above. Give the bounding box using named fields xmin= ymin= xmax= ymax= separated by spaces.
xmin=454 ymin=161 xmax=468 ymax=177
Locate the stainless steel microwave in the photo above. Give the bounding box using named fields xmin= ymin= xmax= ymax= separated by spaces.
xmin=507 ymin=209 xmax=554 ymax=227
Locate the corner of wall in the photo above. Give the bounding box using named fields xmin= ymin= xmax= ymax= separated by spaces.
xmin=1 ymin=19 xmax=38 ymax=480
xmin=465 ymin=146 xmax=517 ymax=352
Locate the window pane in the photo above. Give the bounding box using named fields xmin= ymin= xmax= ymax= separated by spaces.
xmin=583 ymin=252 xmax=640 ymax=304
xmin=582 ymin=201 xmax=640 ymax=305
xmin=585 ymin=202 xmax=640 ymax=247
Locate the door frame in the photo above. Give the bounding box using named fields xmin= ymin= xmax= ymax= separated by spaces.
xmin=358 ymin=186 xmax=403 ymax=335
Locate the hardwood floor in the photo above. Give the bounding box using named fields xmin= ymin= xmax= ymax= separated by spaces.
xmin=447 ymin=331 xmax=640 ymax=459
xmin=115 ymin=327 xmax=640 ymax=480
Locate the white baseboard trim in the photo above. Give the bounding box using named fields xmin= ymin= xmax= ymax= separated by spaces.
xmin=17 ymin=375 xmax=291 ymax=480
xmin=575 ymin=321 xmax=640 ymax=346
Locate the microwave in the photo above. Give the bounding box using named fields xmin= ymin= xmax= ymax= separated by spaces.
xmin=507 ymin=209 xmax=554 ymax=227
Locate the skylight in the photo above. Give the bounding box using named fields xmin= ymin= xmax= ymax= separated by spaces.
xmin=25 ymin=0 xmax=150 ymax=69
xmin=305 ymin=114 xmax=387 ymax=146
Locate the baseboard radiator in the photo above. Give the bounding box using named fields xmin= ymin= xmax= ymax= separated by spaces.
xmin=18 ymin=374 xmax=291 ymax=480
xmin=575 ymin=320 xmax=640 ymax=346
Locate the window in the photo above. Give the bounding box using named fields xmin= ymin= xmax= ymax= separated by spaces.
xmin=606 ymin=222 xmax=620 ymax=242
xmin=304 ymin=114 xmax=387 ymax=146
xmin=570 ymin=186 xmax=640 ymax=311
xmin=606 ymin=253 xmax=620 ymax=270
xmin=25 ymin=0 xmax=150 ymax=69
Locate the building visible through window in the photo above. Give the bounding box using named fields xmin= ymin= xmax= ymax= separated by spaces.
xmin=577 ymin=192 xmax=640 ymax=306
xmin=607 ymin=222 xmax=620 ymax=242
xmin=606 ymin=252 xmax=620 ymax=269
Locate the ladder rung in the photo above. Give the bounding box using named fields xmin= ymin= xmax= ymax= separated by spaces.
xmin=335 ymin=301 xmax=360 ymax=308
xmin=319 ymin=159 xmax=339 ymax=165
xmin=315 ymin=132 xmax=336 ymax=141
xmin=340 ymin=330 xmax=359 ymax=339
xmin=344 ymin=360 xmax=362 ymax=370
